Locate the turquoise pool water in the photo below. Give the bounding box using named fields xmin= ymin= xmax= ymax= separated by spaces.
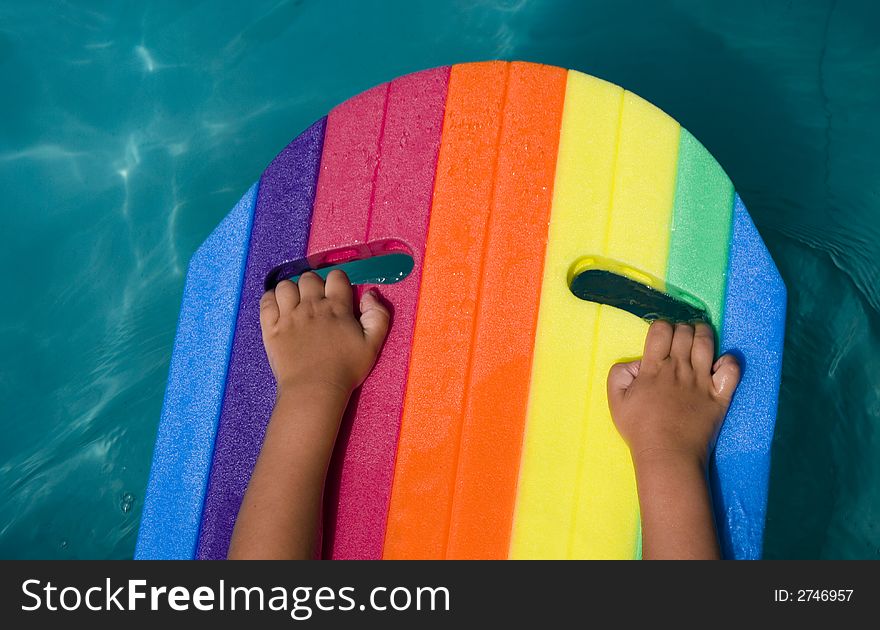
xmin=1 ymin=0 xmax=878 ymax=559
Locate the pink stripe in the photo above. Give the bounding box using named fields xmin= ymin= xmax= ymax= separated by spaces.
xmin=309 ymin=67 xmax=450 ymax=559
xmin=308 ymin=83 xmax=387 ymax=253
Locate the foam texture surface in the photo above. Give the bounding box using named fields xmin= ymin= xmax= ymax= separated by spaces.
xmin=714 ymin=195 xmax=786 ymax=559
xmin=513 ymin=74 xmax=681 ymax=559
xmin=511 ymin=72 xmax=620 ymax=559
xmin=446 ymin=63 xmax=566 ymax=559
xmin=135 ymin=185 xmax=256 ymax=559
xmin=667 ymin=129 xmax=735 ymax=328
xmin=384 ymin=62 xmax=508 ymax=559
xmin=570 ymin=90 xmax=679 ymax=559
xmin=196 ymin=119 xmax=326 ymax=559
xmin=311 ymin=67 xmax=449 ymax=559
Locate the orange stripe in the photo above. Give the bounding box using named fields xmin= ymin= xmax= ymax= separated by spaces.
xmin=383 ymin=61 xmax=567 ymax=559
xmin=446 ymin=62 xmax=566 ymax=558
xmin=384 ymin=62 xmax=508 ymax=559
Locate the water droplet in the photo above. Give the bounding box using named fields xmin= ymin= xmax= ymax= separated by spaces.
xmin=120 ymin=492 xmax=135 ymax=514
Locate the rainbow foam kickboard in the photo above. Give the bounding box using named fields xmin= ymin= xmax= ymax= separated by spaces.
xmin=136 ymin=62 xmax=786 ymax=560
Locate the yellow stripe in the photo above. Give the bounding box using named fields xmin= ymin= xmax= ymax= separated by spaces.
xmin=571 ymin=307 xmax=645 ymax=557
xmin=510 ymin=72 xmax=620 ymax=558
xmin=571 ymin=90 xmax=680 ymax=558
xmin=511 ymin=73 xmax=680 ymax=559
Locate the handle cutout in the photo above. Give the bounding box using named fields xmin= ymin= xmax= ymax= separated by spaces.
xmin=265 ymin=239 xmax=415 ymax=291
xmin=568 ymin=256 xmax=709 ymax=324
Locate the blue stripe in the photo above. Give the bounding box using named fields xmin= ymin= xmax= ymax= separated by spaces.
xmin=713 ymin=195 xmax=786 ymax=559
xmin=135 ymin=184 xmax=257 ymax=559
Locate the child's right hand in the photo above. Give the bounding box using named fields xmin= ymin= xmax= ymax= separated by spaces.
xmin=259 ymin=270 xmax=391 ymax=397
xmin=607 ymin=320 xmax=740 ymax=559
xmin=607 ymin=321 xmax=741 ymax=469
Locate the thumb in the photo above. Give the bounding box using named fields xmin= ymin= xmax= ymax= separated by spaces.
xmin=359 ymin=289 xmax=391 ymax=353
xmin=711 ymin=354 xmax=741 ymax=406
xmin=607 ymin=360 xmax=640 ymax=410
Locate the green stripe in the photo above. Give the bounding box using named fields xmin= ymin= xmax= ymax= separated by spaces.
xmin=666 ymin=128 xmax=735 ymax=333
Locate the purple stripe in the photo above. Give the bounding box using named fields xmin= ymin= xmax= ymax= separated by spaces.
xmin=196 ymin=119 xmax=326 ymax=559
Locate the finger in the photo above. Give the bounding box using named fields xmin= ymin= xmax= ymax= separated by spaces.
xmin=359 ymin=289 xmax=391 ymax=353
xmin=259 ymin=290 xmax=280 ymax=328
xmin=670 ymin=322 xmax=695 ymax=361
xmin=607 ymin=360 xmax=641 ymax=411
xmin=643 ymin=320 xmax=673 ymax=365
xmin=691 ymin=323 xmax=716 ymax=373
xmin=712 ymin=354 xmax=742 ymax=405
xmin=297 ymin=271 xmax=325 ymax=301
xmin=273 ymin=279 xmax=300 ymax=313
xmin=324 ymin=269 xmax=354 ymax=310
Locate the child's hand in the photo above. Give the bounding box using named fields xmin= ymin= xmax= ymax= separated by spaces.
xmin=607 ymin=321 xmax=741 ymax=468
xmin=607 ymin=320 xmax=740 ymax=559
xmin=259 ymin=270 xmax=391 ymax=396
xmin=231 ymin=271 xmax=390 ymax=559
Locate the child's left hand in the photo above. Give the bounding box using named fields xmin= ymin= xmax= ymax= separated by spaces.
xmin=259 ymin=270 xmax=391 ymax=397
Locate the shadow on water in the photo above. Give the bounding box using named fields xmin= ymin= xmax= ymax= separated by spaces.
xmin=0 ymin=0 xmax=877 ymax=558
